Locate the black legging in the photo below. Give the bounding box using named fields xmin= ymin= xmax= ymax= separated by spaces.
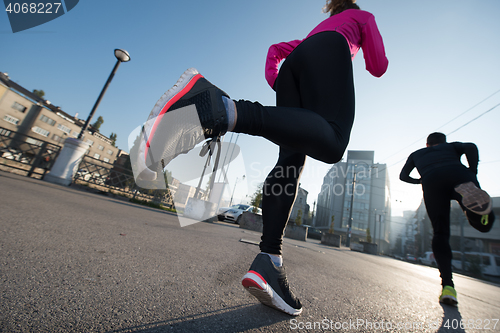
xmin=233 ymin=31 xmax=355 ymax=255
xmin=422 ymin=165 xmax=484 ymax=287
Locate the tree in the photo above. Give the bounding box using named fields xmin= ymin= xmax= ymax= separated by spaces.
xmin=250 ymin=183 xmax=263 ymax=213
xmin=296 ymin=209 xmax=303 ymax=226
xmin=109 ymin=132 xmax=117 ymax=147
xmin=366 ymin=227 xmax=372 ymax=243
xmin=92 ymin=116 xmax=104 ymax=131
xmin=33 ymin=89 xmax=45 ymax=98
xmin=328 ymin=215 xmax=335 ymax=234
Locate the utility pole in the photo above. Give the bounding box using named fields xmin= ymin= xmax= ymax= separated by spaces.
xmin=345 ymin=171 xmax=356 ymax=248
xmin=460 ymin=212 xmax=465 ymax=273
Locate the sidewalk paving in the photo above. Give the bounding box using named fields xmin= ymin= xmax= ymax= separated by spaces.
xmin=1 ymin=171 xmax=499 ymax=333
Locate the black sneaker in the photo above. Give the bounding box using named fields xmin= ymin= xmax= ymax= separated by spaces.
xmin=135 ymin=68 xmax=229 ymax=181
xmin=465 ymin=210 xmax=495 ymax=233
xmin=242 ymin=253 xmax=302 ymax=316
xmin=455 ymin=182 xmax=492 ymax=215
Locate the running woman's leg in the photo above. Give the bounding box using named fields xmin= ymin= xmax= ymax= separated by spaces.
xmin=254 ymin=31 xmax=354 ymax=255
xmin=240 ymin=31 xmax=354 ymax=315
xmin=259 ymin=148 xmax=306 ymax=255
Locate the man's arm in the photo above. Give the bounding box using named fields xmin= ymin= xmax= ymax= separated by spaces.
xmin=463 ymin=143 xmax=479 ymax=174
xmin=399 ymin=154 xmax=420 ymax=184
xmin=453 ymin=142 xmax=479 ymax=174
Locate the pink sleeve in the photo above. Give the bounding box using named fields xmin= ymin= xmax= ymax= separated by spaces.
xmin=265 ymin=40 xmax=302 ymax=89
xmin=361 ymin=15 xmax=389 ymax=78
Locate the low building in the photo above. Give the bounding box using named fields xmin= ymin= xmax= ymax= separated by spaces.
xmin=450 ymin=197 xmax=500 ymax=256
xmin=0 ymin=72 xmax=119 ymax=164
xmin=290 ymin=186 xmax=309 ymax=224
xmin=405 ymin=197 xmax=500 ymax=257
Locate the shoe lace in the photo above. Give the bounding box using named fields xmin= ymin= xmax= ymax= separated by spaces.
xmin=197 ymin=136 xmax=222 ymax=196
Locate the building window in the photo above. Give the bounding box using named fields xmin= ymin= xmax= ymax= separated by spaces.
xmin=71 ymin=131 xmax=79 ymax=138
xmin=26 ymin=137 xmax=44 ymax=146
xmin=57 ymin=124 xmax=71 ymax=134
xmin=0 ymin=128 xmax=11 ymax=136
xmin=98 ymin=145 xmax=104 ymax=151
xmin=103 ymin=157 xmax=110 ymax=163
xmin=3 ymin=114 xmax=20 ymax=125
xmin=40 ymin=115 xmax=56 ymax=126
xmin=12 ymin=101 xmax=27 ymax=113
xmin=107 ymin=149 xmax=113 ymax=155
xmin=52 ymin=134 xmax=63 ymax=143
xmin=32 ymin=126 xmax=50 ymax=137
xmin=86 ymin=139 xmax=94 ymax=146
xmin=94 ymin=153 xmax=100 ymax=159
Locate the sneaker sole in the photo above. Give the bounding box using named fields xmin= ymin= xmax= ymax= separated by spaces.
xmin=439 ymin=295 xmax=458 ymax=307
xmin=144 ymin=68 xmax=203 ymax=162
xmin=455 ymin=182 xmax=492 ymax=215
xmin=242 ymin=270 xmax=302 ymax=316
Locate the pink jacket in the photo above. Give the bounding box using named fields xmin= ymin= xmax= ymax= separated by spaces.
xmin=265 ymin=9 xmax=388 ymax=88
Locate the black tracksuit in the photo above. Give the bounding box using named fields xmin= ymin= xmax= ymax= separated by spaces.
xmin=400 ymin=142 xmax=492 ymax=287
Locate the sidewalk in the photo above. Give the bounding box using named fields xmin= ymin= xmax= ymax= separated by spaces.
xmin=1 ymin=170 xmax=499 ymax=333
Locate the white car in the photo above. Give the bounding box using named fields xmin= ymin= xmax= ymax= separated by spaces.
xmin=217 ymin=204 xmax=262 ymax=224
xmin=418 ymin=251 xmax=437 ymax=267
xmin=76 ymin=169 xmax=91 ymax=181
xmin=1 ymin=148 xmax=30 ymax=163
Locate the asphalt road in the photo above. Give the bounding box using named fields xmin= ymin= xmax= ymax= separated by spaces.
xmin=1 ymin=171 xmax=499 ymax=333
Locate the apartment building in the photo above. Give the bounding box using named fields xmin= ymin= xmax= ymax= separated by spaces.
xmin=315 ymin=150 xmax=391 ymax=251
xmin=0 ymin=72 xmax=119 ymax=163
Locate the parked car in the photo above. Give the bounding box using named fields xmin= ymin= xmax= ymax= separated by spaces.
xmin=217 ymin=204 xmax=262 ymax=224
xmin=76 ymin=169 xmax=91 ymax=181
xmin=418 ymin=251 xmax=437 ymax=267
xmin=302 ymin=225 xmax=324 ymax=240
xmin=405 ymin=253 xmax=417 ymax=263
xmin=1 ymin=148 xmax=30 ymax=163
xmin=451 ymin=251 xmax=500 ymax=277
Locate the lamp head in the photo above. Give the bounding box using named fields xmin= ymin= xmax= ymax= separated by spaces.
xmin=114 ymin=49 xmax=131 ymax=62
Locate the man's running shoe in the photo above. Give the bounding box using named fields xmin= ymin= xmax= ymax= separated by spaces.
xmin=241 ymin=253 xmax=302 ymax=316
xmin=439 ymin=285 xmax=458 ymax=306
xmin=465 ymin=210 xmax=495 ymax=233
xmin=455 ymin=182 xmax=492 ymax=215
xmin=135 ymin=68 xmax=229 ymax=181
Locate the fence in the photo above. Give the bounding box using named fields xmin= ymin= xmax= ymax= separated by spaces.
xmin=0 ymin=127 xmax=175 ymax=208
xmin=0 ymin=127 xmax=61 ymax=178
xmin=72 ymin=152 xmax=176 ymax=208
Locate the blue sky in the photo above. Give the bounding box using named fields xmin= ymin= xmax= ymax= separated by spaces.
xmin=2 ymin=0 xmax=500 ymax=216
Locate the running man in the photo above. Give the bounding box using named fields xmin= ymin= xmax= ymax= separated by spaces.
xmin=400 ymin=132 xmax=495 ymax=306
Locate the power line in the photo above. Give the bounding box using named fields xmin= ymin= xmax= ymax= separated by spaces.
xmin=385 ymin=101 xmax=500 ymax=170
xmin=379 ymin=88 xmax=500 ymax=164
xmin=481 ymin=159 xmax=500 ymax=165
xmin=437 ymin=88 xmax=500 ymax=131
xmin=446 ymin=102 xmax=500 ymax=135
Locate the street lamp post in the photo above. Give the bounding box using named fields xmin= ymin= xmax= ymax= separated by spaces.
xmin=78 ymin=49 xmax=130 ymax=139
xmin=44 ymin=49 xmax=130 ymax=187
xmin=229 ymin=175 xmax=245 ymax=206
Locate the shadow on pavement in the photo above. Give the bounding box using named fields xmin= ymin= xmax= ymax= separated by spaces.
xmin=107 ymin=303 xmax=290 ymax=333
xmin=437 ymin=304 xmax=465 ymax=333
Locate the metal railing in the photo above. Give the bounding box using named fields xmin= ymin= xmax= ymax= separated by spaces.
xmin=0 ymin=127 xmax=61 ymax=178
xmin=73 ymin=154 xmax=175 ymax=207
xmin=0 ymin=127 xmax=175 ymax=207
